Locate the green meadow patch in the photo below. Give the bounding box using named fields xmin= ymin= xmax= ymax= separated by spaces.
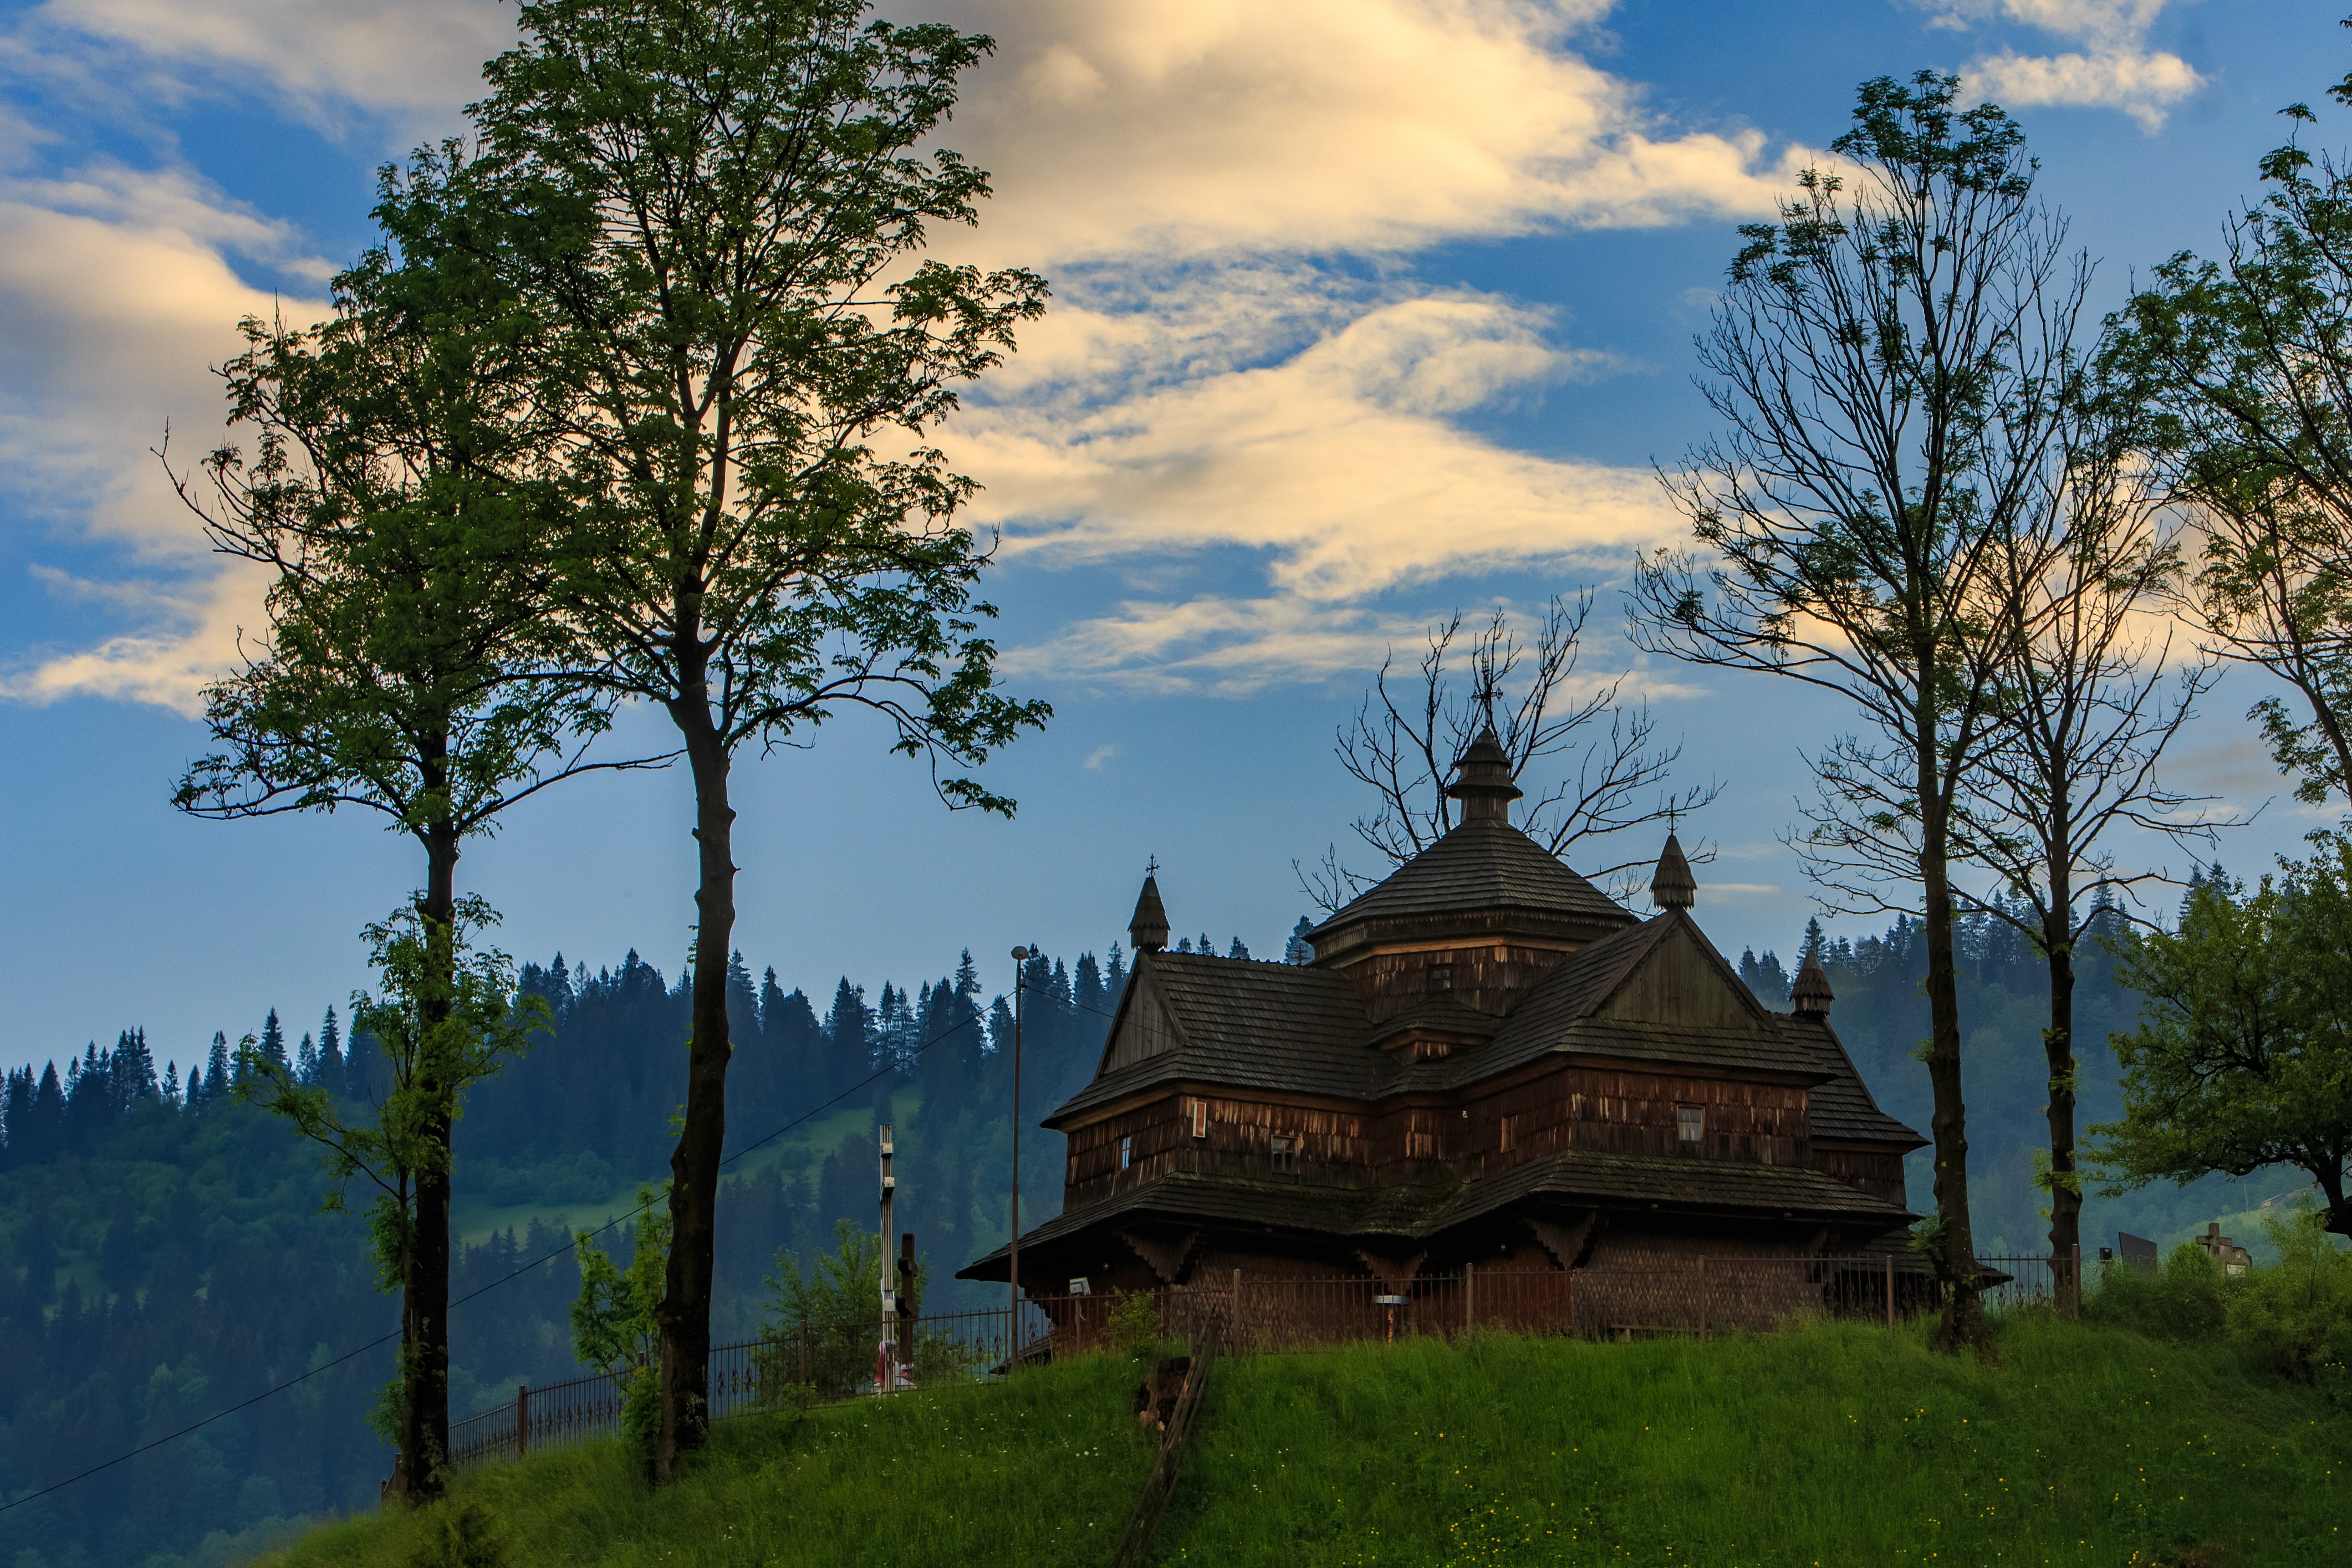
xmin=261 ymin=1318 xmax=2346 ymax=1568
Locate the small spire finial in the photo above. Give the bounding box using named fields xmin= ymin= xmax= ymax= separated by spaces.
xmin=1445 ymin=727 xmax=1523 ymax=827
xmin=1650 ymin=832 xmax=1696 ymax=912
xmin=1128 ymin=861 xmax=1170 ymax=953
xmin=1792 ymin=943 xmax=1834 ymax=1019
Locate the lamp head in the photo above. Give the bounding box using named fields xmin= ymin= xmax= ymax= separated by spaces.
xmin=1012 ymin=946 xmax=1030 ymax=961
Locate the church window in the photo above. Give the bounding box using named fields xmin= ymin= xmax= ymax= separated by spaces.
xmin=1190 ymin=1099 xmax=1208 ymax=1139
xmin=1119 ymin=1135 xmax=1133 ymax=1170
xmin=1676 ymin=1105 xmax=1705 ymax=1146
xmin=1499 ymin=1114 xmax=1521 ymax=1152
xmin=1426 ymin=964 xmax=1454 ymax=994
xmin=1269 ymin=1134 xmax=1297 ymax=1173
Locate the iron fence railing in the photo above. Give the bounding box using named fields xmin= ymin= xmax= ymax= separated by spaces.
xmin=448 ymin=1250 xmax=2068 ymax=1470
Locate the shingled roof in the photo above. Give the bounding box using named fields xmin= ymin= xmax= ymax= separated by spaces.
xmin=1046 ymin=953 xmax=1380 ymax=1124
xmin=958 ymin=1145 xmax=1913 ymax=1278
xmin=1780 ymin=1014 xmax=1926 ymax=1148
xmin=1309 ymin=821 xmax=1634 ymax=943
xmin=1047 ymin=912 xmax=1923 ymax=1148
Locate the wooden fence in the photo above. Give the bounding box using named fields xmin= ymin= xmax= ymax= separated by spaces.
xmin=449 ymin=1251 xmax=2063 ymax=1470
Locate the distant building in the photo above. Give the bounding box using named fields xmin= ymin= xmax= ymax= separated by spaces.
xmin=962 ymin=733 xmax=1925 ymax=1329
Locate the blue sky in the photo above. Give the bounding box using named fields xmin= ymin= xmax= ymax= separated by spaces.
xmin=0 ymin=0 xmax=2338 ymax=1082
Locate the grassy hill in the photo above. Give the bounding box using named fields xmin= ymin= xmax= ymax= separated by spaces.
xmin=261 ymin=1316 xmax=2347 ymax=1568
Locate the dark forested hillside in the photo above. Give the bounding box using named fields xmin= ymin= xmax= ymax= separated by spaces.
xmin=0 ymin=910 xmax=2306 ymax=1568
xmin=0 ymin=937 xmax=1144 ymax=1568
xmin=1733 ymin=899 xmax=2310 ymax=1258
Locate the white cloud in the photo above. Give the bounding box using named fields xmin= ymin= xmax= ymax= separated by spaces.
xmin=21 ymin=0 xmax=512 ymax=132
xmin=0 ymin=0 xmax=1802 ymax=706
xmin=958 ymin=280 xmax=1675 ymax=612
xmin=1006 ymin=596 xmax=1429 ymax=696
xmin=1081 ymin=743 xmax=1119 ymax=770
xmin=1912 ymin=0 xmax=2203 ymax=130
xmin=0 ymin=171 xmax=330 ymax=711
xmin=924 ymin=0 xmax=1804 ymax=265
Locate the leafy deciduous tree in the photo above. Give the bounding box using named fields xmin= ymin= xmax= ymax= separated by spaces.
xmin=462 ymin=0 xmax=1049 ymax=1475
xmin=2094 ymin=850 xmax=2352 ymax=1239
xmin=172 ymin=159 xmax=631 ymax=1497
xmin=1632 ymin=73 xmax=2085 ymax=1350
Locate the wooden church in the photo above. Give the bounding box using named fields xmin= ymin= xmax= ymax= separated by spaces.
xmin=961 ymin=733 xmax=1922 ymax=1314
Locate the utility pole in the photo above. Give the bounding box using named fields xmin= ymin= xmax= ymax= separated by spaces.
xmin=879 ymin=1121 xmax=897 ymax=1391
xmin=1009 ymin=945 xmax=1029 ymax=1359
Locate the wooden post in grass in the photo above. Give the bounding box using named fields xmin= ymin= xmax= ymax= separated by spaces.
xmin=1698 ymin=1257 xmax=1708 ymax=1340
xmin=879 ymin=1123 xmax=897 ymax=1391
xmin=1885 ymin=1253 xmax=1895 ymax=1331
xmin=1465 ymin=1259 xmax=1475 ymax=1336
xmin=515 ymin=1383 xmax=529 ymax=1461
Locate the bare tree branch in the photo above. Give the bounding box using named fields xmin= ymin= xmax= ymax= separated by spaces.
xmin=1302 ymin=590 xmax=1721 ymax=913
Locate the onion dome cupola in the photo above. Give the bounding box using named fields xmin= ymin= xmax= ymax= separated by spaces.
xmin=1127 ymin=862 xmax=1171 ymax=953
xmin=1444 ymin=727 xmax=1524 ymax=826
xmin=1650 ymin=832 xmax=1697 ymax=912
xmin=1792 ymin=946 xmax=1834 ymax=1019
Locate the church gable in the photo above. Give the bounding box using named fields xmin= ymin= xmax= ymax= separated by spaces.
xmin=1595 ymin=919 xmax=1779 ymax=1038
xmin=1099 ymin=964 xmax=1185 ymax=1075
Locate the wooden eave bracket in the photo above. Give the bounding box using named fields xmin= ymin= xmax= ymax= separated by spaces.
xmin=1525 ymin=1211 xmax=1600 ymax=1269
xmin=1118 ymin=1227 xmax=1202 ymax=1285
xmin=1353 ymin=1247 xmax=1429 ymax=1291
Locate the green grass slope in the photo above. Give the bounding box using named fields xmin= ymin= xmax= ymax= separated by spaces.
xmin=262 ymin=1321 xmax=2346 ymax=1568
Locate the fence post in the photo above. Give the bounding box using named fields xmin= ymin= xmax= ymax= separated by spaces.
xmin=2070 ymin=1243 xmax=2082 ymax=1319
xmin=1232 ymin=1268 xmax=1242 ymax=1353
xmin=1697 ymin=1257 xmax=1708 ymax=1341
xmin=1884 ymin=1253 xmax=1894 ymax=1331
xmin=1465 ymin=1259 xmax=1475 ymax=1336
xmin=798 ymin=1322 xmax=810 ymax=1392
xmin=514 ymin=1383 xmax=528 ymax=1462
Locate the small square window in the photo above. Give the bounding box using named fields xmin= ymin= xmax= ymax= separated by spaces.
xmin=1426 ymin=964 xmax=1455 ymax=994
xmin=1190 ymin=1099 xmax=1208 ymax=1139
xmin=1119 ymin=1135 xmax=1133 ymax=1170
xmin=1499 ymin=1113 xmax=1520 ymax=1152
xmin=1675 ymin=1105 xmax=1705 ymax=1145
xmin=1269 ymin=1134 xmax=1297 ymax=1173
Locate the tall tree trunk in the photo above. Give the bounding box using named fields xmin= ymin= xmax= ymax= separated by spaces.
xmin=655 ymin=691 xmax=734 ymax=1482
xmin=2043 ymin=896 xmax=2081 ymax=1317
xmin=1918 ymin=748 xmax=1986 ymax=1352
xmin=409 ymin=823 xmax=458 ymax=1495
xmin=401 ymin=823 xmax=461 ymax=1502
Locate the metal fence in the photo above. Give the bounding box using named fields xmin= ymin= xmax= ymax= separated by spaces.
xmin=449 ymin=1252 xmax=2065 ymax=1470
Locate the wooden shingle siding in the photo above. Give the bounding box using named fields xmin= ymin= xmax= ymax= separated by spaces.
xmin=1453 ymin=1065 xmax=1812 ymax=1174
xmin=1344 ymin=943 xmax=1579 ymax=1022
xmin=1813 ymin=1145 xmax=1909 ymax=1206
xmin=1100 ymin=968 xmax=1183 ymax=1073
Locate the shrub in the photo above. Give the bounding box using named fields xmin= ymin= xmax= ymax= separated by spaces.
xmin=2085 ymin=1240 xmax=2228 ymax=1340
xmin=406 ymin=1497 xmax=508 ymax=1568
xmin=2223 ymin=1210 xmax=2352 ymax=1379
xmin=1103 ymin=1289 xmax=1160 ymax=1360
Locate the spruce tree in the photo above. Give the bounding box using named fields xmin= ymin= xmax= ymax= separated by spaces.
xmin=318 ymin=1007 xmax=345 ymax=1097
xmin=205 ymin=1032 xmax=232 ymax=1107
xmin=259 ymin=1009 xmax=289 ymax=1072
xmin=1284 ymin=916 xmax=1316 ymax=964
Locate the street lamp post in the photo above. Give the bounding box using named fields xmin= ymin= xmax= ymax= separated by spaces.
xmin=1009 ymin=944 xmax=1028 ymax=1358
